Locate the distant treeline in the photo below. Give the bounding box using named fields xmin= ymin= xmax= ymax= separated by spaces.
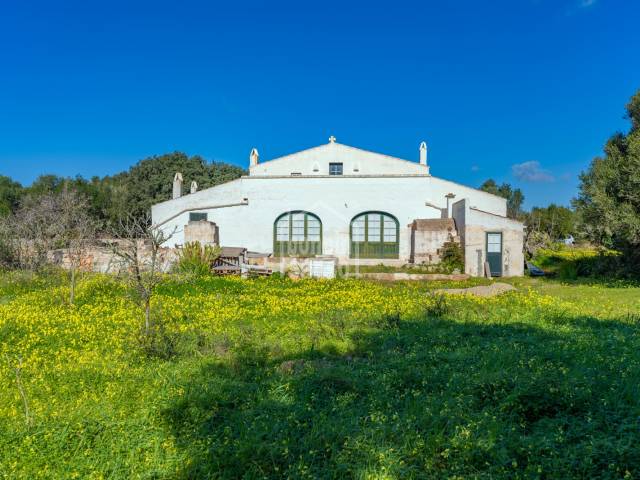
xmin=0 ymin=152 xmax=246 ymax=231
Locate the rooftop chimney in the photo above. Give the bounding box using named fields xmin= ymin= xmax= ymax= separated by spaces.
xmin=419 ymin=141 xmax=428 ymax=166
xmin=445 ymin=193 xmax=456 ymax=218
xmin=250 ymin=148 xmax=259 ymax=167
xmin=190 ymin=180 xmax=198 ymax=194
xmin=173 ymin=172 xmax=183 ymax=199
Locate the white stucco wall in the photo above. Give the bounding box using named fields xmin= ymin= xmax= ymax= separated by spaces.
xmin=249 ymin=142 xmax=431 ymax=176
xmin=152 ymin=175 xmax=508 ymax=264
xmin=150 ymin=141 xmax=521 ymax=275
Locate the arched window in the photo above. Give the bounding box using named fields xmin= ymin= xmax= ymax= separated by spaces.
xmin=350 ymin=211 xmax=399 ymax=259
xmin=274 ymin=211 xmax=322 ymax=257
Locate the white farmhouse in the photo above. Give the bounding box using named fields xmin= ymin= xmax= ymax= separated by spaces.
xmin=151 ymin=137 xmax=524 ymax=277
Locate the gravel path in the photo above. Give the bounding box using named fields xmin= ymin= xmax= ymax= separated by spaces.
xmin=436 ymin=282 xmax=516 ymax=297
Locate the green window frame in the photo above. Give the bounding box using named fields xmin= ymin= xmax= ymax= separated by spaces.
xmin=189 ymin=212 xmax=208 ymax=222
xmin=350 ymin=211 xmax=399 ymax=259
xmin=273 ymin=211 xmax=322 ymax=257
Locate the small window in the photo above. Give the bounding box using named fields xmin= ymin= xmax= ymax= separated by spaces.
xmin=329 ymin=163 xmax=343 ymax=175
xmin=189 ymin=212 xmax=207 ymax=222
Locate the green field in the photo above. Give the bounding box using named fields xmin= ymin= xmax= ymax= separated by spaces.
xmin=1 ymin=273 xmax=640 ymax=479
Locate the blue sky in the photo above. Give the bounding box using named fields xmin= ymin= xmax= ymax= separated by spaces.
xmin=0 ymin=0 xmax=638 ymax=208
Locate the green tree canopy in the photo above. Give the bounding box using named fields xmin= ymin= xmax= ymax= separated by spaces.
xmin=0 ymin=153 xmax=245 ymax=229
xmin=574 ymin=88 xmax=640 ymax=265
xmin=0 ymin=175 xmax=23 ymax=217
xmin=526 ymin=204 xmax=576 ymax=240
xmin=122 ymin=152 xmax=246 ymax=219
xmin=479 ymin=179 xmax=525 ymax=219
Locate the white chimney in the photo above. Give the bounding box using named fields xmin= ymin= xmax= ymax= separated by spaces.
xmin=190 ymin=180 xmax=198 ymax=194
xmin=419 ymin=141 xmax=428 ymax=166
xmin=173 ymin=172 xmax=183 ymax=199
xmin=445 ymin=193 xmax=456 ymax=218
xmin=250 ymin=148 xmax=259 ymax=167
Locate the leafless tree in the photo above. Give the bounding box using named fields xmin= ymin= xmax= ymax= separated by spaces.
xmin=57 ymin=188 xmax=98 ymax=304
xmin=3 ymin=188 xmax=97 ymax=302
xmin=8 ymin=194 xmax=63 ymax=270
xmin=110 ymin=213 xmax=175 ymax=338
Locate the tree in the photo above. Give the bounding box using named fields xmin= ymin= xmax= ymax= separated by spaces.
xmin=57 ymin=188 xmax=98 ymax=304
xmin=122 ymin=152 xmax=246 ymax=220
xmin=9 ymin=193 xmax=65 ymax=270
xmin=0 ymin=175 xmax=23 ymax=217
xmin=110 ymin=213 xmax=175 ymax=354
xmin=3 ymin=186 xmax=97 ymax=281
xmin=26 ymin=174 xmax=67 ymax=196
xmin=479 ymin=179 xmax=525 ymax=219
xmin=24 ymin=174 xmax=119 ymax=232
xmin=1 ymin=153 xmax=244 ymax=231
xmin=627 ymin=89 xmax=640 ymax=132
xmin=526 ymin=204 xmax=576 ymax=240
xmin=574 ymin=88 xmax=640 ymax=268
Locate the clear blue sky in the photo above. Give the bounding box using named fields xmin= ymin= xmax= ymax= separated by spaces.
xmin=1 ymin=0 xmax=638 ymax=208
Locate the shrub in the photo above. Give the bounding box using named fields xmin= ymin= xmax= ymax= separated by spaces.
xmin=440 ymin=240 xmax=464 ymax=271
xmin=534 ymin=245 xmax=631 ymax=279
xmin=0 ymin=218 xmax=18 ymax=269
xmin=137 ymin=313 xmax=179 ymax=359
xmin=524 ymin=230 xmax=553 ymax=258
xmin=425 ymin=292 xmax=450 ymax=318
xmin=377 ymin=311 xmax=401 ymax=330
xmin=557 ymin=261 xmax=578 ymax=280
xmin=173 ymin=242 xmax=221 ymax=276
xmin=0 ymin=240 xmax=17 ymax=269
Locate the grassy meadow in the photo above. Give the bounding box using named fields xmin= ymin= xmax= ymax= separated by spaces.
xmin=1 ymin=272 xmax=640 ymax=479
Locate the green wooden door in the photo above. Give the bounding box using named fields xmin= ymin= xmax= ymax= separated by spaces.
xmin=486 ymin=232 xmax=502 ymax=277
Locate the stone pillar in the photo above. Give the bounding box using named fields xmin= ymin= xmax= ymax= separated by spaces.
xmin=173 ymin=173 xmax=183 ymax=199
xmin=445 ymin=193 xmax=456 ymax=218
xmin=250 ymin=148 xmax=259 ymax=167
xmin=419 ymin=141 xmax=427 ymax=166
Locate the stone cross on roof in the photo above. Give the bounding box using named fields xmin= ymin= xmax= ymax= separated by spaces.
xmin=329 ymin=135 xmax=336 ymax=143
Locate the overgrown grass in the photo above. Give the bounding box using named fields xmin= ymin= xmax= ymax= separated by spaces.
xmin=1 ymin=274 xmax=640 ymax=478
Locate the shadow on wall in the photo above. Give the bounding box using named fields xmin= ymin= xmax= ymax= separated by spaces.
xmin=160 ymin=313 xmax=640 ymax=478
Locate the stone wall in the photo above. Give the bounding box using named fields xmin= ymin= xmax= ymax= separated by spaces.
xmin=48 ymin=239 xmax=177 ymax=273
xmin=410 ymin=218 xmax=459 ymax=264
